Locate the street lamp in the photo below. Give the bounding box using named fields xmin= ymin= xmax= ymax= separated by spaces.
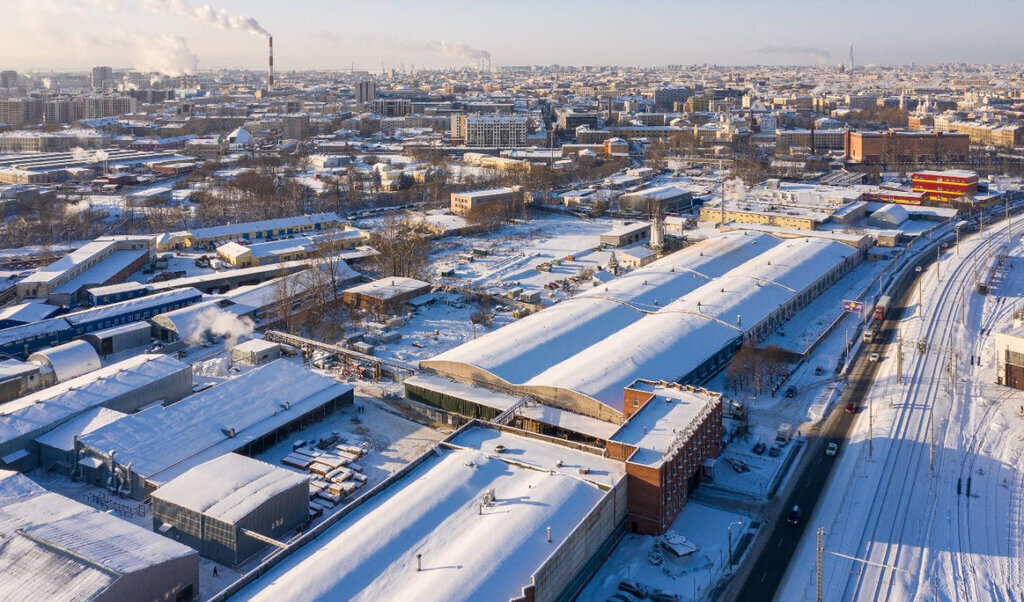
xmin=915 ymin=265 xmax=923 ymax=314
xmin=728 ymin=521 xmax=744 ymax=568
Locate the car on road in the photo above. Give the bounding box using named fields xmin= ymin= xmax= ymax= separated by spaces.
xmin=846 ymin=401 xmax=857 ymax=414
xmin=753 ymin=442 xmax=767 ymax=455
xmin=768 ymin=445 xmax=781 ymax=458
xmin=784 ymin=386 xmax=797 ymax=398
xmin=870 ymin=352 xmax=880 ymax=362
xmin=787 ymin=505 xmax=802 ymax=526
xmin=826 ymin=442 xmax=838 ymax=456
xmin=814 ymin=366 xmax=824 ymax=376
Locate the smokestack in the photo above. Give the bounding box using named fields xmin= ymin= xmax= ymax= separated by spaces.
xmin=268 ymin=36 xmax=274 ymax=90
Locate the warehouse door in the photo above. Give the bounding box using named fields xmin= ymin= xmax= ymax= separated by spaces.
xmin=1006 ymin=363 xmax=1024 ymax=390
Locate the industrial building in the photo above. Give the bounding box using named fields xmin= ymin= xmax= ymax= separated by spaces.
xmin=994 ymin=321 xmax=1024 ymax=389
xmin=0 ymin=287 xmax=203 ymax=357
xmin=0 ymin=354 xmax=192 ymax=472
xmin=162 ymin=213 xmax=345 ymax=251
xmin=600 ymin=222 xmax=650 ymax=248
xmin=230 ymin=339 xmax=282 ymax=366
xmin=698 ymin=182 xmax=865 ymax=231
xmin=152 ymin=453 xmax=309 ymax=566
xmin=844 ymin=129 xmax=969 ymax=164
xmin=0 ymin=301 xmax=59 ymax=329
xmin=343 ymin=277 xmax=431 ymax=315
xmin=35 ymin=407 xmax=126 ymax=474
xmin=82 ymin=321 xmax=153 ymax=356
xmin=618 ymin=185 xmax=693 ymax=214
xmin=0 ymin=359 xmax=45 ymax=404
xmin=216 ymin=237 xmax=313 ymax=268
xmin=27 ymin=340 xmax=99 ymax=382
xmin=16 ymin=235 xmax=156 ymax=305
xmin=0 ymin=470 xmax=199 ymax=602
xmin=911 ymin=170 xmax=979 ymax=202
xmin=229 ymin=424 xmax=626 ymax=602
xmin=415 ymin=232 xmax=862 ymax=425
xmin=450 ymin=186 xmax=521 ymax=219
xmin=607 ymin=380 xmax=724 ymax=535
xmin=76 ymin=360 xmax=353 ymax=499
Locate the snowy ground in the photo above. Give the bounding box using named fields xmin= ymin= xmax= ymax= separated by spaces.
xmin=431 ymin=214 xmax=617 ymax=304
xmin=779 ymin=220 xmax=1024 ymax=601
xmin=578 ymin=502 xmax=757 ymax=602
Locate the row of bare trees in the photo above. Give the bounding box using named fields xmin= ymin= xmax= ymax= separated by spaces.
xmin=724 ymin=342 xmax=790 ymax=396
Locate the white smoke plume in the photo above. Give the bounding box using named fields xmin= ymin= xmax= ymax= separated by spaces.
xmin=71 ymin=147 xmax=91 ymax=161
xmin=132 ymin=34 xmax=199 ymax=76
xmin=424 ymin=40 xmax=491 ymax=62
xmin=140 ymin=0 xmax=270 ymax=38
xmin=93 ymin=149 xmax=110 ymax=162
xmin=183 ymin=306 xmax=255 ymax=349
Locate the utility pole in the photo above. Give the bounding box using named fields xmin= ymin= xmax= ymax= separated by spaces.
xmin=929 ymin=408 xmax=935 ymax=475
xmin=937 ymin=244 xmax=942 ymax=281
xmin=897 ymin=330 xmax=903 ymax=385
xmin=868 ymin=394 xmax=873 ymax=461
xmin=1007 ymin=194 xmax=1012 ymax=245
xmin=956 ymin=223 xmax=961 ymax=257
xmin=816 ymin=527 xmax=825 ymax=602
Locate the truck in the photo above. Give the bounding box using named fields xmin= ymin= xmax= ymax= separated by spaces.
xmin=862 ymin=328 xmax=876 ymax=343
xmin=873 ymin=295 xmax=891 ymax=321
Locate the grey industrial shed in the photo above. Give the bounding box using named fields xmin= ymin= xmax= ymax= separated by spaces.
xmin=82 ymin=321 xmax=153 ymax=356
xmin=151 ymin=453 xmax=309 ymax=566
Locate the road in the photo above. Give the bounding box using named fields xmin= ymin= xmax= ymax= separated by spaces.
xmin=732 ymin=296 xmax=900 ymax=601
xmin=732 ymin=211 xmax=1020 ymax=601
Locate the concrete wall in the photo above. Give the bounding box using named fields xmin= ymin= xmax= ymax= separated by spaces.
xmin=528 ymin=477 xmax=628 ymax=602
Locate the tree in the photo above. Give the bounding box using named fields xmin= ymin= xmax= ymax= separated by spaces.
xmin=372 ymin=213 xmax=430 ymax=279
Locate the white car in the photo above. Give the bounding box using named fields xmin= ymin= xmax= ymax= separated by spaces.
xmin=826 ymin=442 xmax=838 ymax=456
xmin=870 ymin=352 xmax=880 ymax=362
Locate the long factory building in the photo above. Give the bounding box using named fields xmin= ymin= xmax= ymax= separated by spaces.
xmin=411 ymin=231 xmax=864 ymax=430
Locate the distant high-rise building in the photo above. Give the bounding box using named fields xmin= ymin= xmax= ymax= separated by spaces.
xmin=451 ymin=114 xmax=527 ymax=147
xmin=849 ymin=42 xmax=855 ymax=70
xmin=91 ymin=66 xmax=113 ymax=91
xmin=356 ymin=80 xmax=377 ymax=105
xmin=0 ymin=70 xmax=18 ymax=89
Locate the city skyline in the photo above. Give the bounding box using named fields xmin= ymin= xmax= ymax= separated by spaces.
xmin=3 ymin=0 xmax=1024 ymax=74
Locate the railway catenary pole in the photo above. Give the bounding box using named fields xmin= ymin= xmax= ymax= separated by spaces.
xmin=816 ymin=527 xmax=825 ymax=602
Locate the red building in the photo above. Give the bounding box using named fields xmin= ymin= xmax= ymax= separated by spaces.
xmin=861 ymin=187 xmax=926 ymax=205
xmin=912 ymin=170 xmax=978 ymax=202
xmin=605 ymin=379 xmax=724 ymax=535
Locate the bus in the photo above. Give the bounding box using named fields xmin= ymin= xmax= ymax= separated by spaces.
xmin=873 ymin=295 xmax=891 ymax=321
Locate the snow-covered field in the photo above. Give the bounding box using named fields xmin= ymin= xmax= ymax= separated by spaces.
xmin=578 ymin=502 xmax=756 ymax=602
xmin=779 ymin=221 xmax=1024 ymax=601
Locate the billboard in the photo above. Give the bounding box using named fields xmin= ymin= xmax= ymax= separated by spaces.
xmin=842 ymin=300 xmax=864 ymax=313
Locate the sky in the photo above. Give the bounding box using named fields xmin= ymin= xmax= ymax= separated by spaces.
xmin=3 ymin=0 xmax=1024 ymax=74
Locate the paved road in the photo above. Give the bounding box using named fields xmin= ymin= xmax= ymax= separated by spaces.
xmin=731 ymin=303 xmax=906 ymax=601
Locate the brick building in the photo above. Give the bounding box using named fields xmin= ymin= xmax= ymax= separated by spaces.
xmin=606 ymin=380 xmax=724 ymax=535
xmin=844 ymin=130 xmax=969 ymax=164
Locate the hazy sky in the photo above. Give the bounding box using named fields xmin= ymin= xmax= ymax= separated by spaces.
xmin=4 ymin=0 xmax=1024 ymax=74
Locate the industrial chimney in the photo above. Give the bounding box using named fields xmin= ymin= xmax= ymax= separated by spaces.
xmin=268 ymin=36 xmax=274 ymax=90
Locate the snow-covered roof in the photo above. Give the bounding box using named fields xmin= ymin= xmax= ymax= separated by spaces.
xmin=236 ymin=428 xmax=614 ymax=602
xmin=425 ymin=233 xmax=856 ymax=411
xmin=28 ymin=340 xmax=101 ymax=383
xmin=610 ymin=381 xmax=721 ymax=468
xmin=185 ymin=213 xmax=342 ymax=242
xmin=79 ymin=360 xmax=351 ymax=484
xmin=0 ymin=354 xmax=189 ymax=448
xmin=345 ymin=277 xmax=430 ymax=301
xmin=62 ymin=287 xmax=202 ymax=327
xmin=34 ymin=407 xmax=126 ymax=452
xmin=869 ymin=203 xmax=909 ymax=226
xmin=152 ymin=454 xmax=307 ymax=524
xmin=52 ymin=249 xmax=149 ymax=295
xmin=0 ymin=470 xmax=194 ymax=599
xmin=18 ymin=240 xmax=118 ymax=286
xmin=0 ymin=302 xmax=60 ymax=325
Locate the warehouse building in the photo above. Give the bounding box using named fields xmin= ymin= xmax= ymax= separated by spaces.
xmin=450 ymin=187 xmax=521 ymax=219
xmin=35 ymin=406 xmax=126 ymax=474
xmin=343 ymin=277 xmax=431 ymax=315
xmin=618 ymin=185 xmax=693 ymax=214
xmin=27 ymin=340 xmax=101 ymax=383
xmin=600 ymin=221 xmax=651 ymax=248
xmin=76 ymin=360 xmax=353 ymax=499
xmin=152 ymin=453 xmax=309 ymax=566
xmin=82 ymin=321 xmax=153 ymax=356
xmin=16 ymin=235 xmax=155 ymax=305
xmin=230 ymin=424 xmax=626 ymax=602
xmin=607 ymin=380 xmax=724 ymax=535
xmin=0 ymin=359 xmax=45 ymax=404
xmin=216 ymin=237 xmax=313 ymax=268
xmin=231 ymin=339 xmax=282 ymax=366
xmin=0 ymin=354 xmax=192 ymax=472
xmin=163 ymin=213 xmax=345 ymax=251
xmin=0 ymin=470 xmax=199 ymax=602
xmin=0 ymin=301 xmax=60 ymax=329
xmin=415 ymin=232 xmax=861 ymax=424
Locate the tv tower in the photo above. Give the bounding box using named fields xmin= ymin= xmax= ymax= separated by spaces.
xmin=849 ymin=42 xmax=855 ymax=70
